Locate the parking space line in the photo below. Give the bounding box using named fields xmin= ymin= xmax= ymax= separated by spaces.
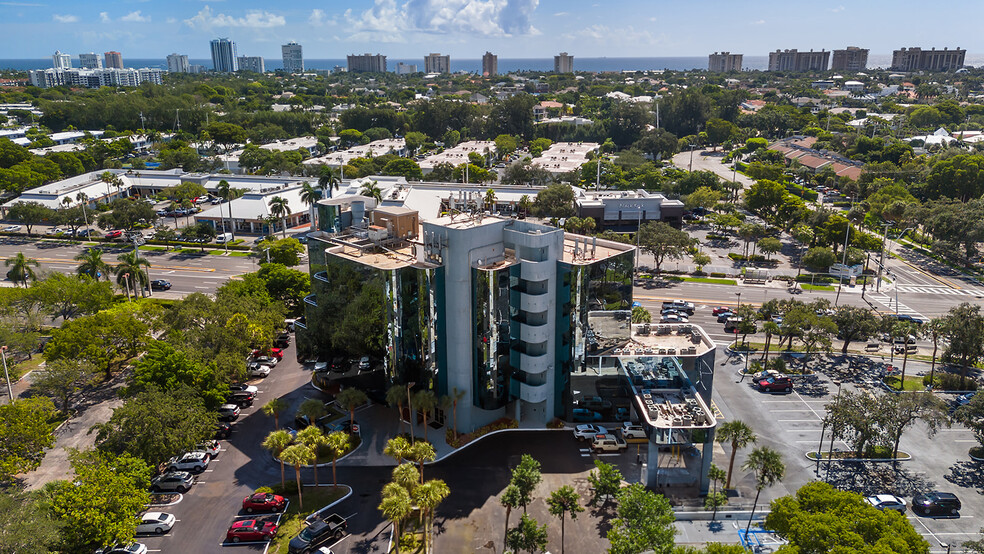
xmin=776 ymin=419 xmax=822 ymax=423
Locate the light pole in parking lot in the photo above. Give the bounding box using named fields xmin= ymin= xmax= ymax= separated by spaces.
xmin=824 ymin=379 xmax=843 ymax=484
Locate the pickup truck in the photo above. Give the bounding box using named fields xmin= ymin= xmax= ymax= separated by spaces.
xmin=591 ymin=434 xmax=627 ymax=453
xmin=289 ymin=513 xmax=347 ymax=554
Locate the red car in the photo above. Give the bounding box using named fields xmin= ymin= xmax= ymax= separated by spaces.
xmin=105 ymin=230 xmax=123 ymax=239
xmin=757 ymin=375 xmax=794 ymax=393
xmin=226 ymin=519 xmax=278 ymax=542
xmin=251 ymin=348 xmax=284 ymax=361
xmin=242 ymin=492 xmax=287 ymax=513
xmin=712 ymin=306 xmax=733 ymax=315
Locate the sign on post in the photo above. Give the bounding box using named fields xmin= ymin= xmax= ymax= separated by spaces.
xmin=829 ymin=263 xmax=863 ymax=278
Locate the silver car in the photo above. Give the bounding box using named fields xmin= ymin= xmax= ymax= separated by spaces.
xmin=151 ymin=471 xmax=194 ymax=493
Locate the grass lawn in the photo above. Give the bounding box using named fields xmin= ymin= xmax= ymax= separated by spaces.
xmin=268 ymin=485 xmax=348 ymax=554
xmin=207 ymin=249 xmax=251 ymax=257
xmin=800 ymin=284 xmax=835 ymax=291
xmin=883 ymin=375 xmax=925 ymax=391
xmin=665 ymin=276 xmax=737 ymax=285
xmin=807 ymin=447 xmax=910 ymax=461
xmin=10 ymin=356 xmax=45 ymax=382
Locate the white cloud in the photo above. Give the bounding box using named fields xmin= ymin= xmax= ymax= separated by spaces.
xmin=52 ymin=13 xmax=78 ymax=23
xmin=830 ymin=5 xmax=845 ymax=12
xmin=344 ymin=0 xmax=540 ymax=41
xmin=166 ymin=17 xmax=177 ymax=24
xmin=563 ymin=24 xmax=663 ymax=48
xmin=99 ymin=11 xmax=110 ymax=23
xmin=184 ymin=5 xmax=286 ymax=29
xmin=308 ymin=8 xmax=328 ymax=25
xmin=751 ymin=19 xmax=765 ymax=25
xmin=553 ymin=11 xmax=568 ymax=16
xmin=120 ymin=10 xmax=150 ymax=22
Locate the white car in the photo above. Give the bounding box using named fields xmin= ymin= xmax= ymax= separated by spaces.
xmin=573 ymin=424 xmax=609 ymax=441
xmin=621 ymin=422 xmax=647 ymax=440
xmin=2 ymin=225 xmax=21 ymax=232
xmin=196 ymin=440 xmax=221 ymax=459
xmin=661 ymin=313 xmax=689 ymax=323
xmin=95 ymin=544 xmax=148 ymax=554
xmin=249 ymin=363 xmax=272 ymax=378
xmin=865 ymin=494 xmax=906 ymax=512
xmin=136 ymin=512 xmax=175 ymax=535
xmin=249 ymin=356 xmax=279 ymax=367
xmin=166 ymin=451 xmax=209 ymax=473
xmin=359 ymin=356 xmax=370 ymax=370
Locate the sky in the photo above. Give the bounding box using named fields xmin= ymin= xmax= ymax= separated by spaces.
xmin=0 ymin=0 xmax=980 ymax=60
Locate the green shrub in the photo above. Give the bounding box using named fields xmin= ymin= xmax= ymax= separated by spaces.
xmin=707 ymin=233 xmax=730 ymax=241
xmin=795 ymin=274 xmax=837 ymax=284
xmin=939 ymin=373 xmax=978 ymax=391
xmin=710 ymin=272 xmax=727 ymax=278
xmin=254 ymin=486 xmax=274 ymax=494
xmin=864 ymin=445 xmax=894 ymax=459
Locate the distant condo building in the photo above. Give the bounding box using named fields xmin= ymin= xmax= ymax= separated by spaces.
xmin=831 ymin=46 xmax=869 ymax=71
xmin=52 ymin=51 xmax=71 ymax=70
xmin=396 ymin=62 xmax=417 ymax=75
xmin=482 ymin=51 xmax=498 ymax=76
xmin=347 ymin=53 xmax=387 ymax=73
xmin=554 ymin=52 xmax=574 ymax=73
xmin=424 ymin=53 xmax=450 ymax=74
xmin=708 ymin=52 xmax=742 ymax=72
xmin=237 ymin=56 xmax=265 ymax=73
xmin=767 ymin=49 xmax=829 ymax=71
xmin=281 ymin=41 xmax=303 ymax=73
xmin=891 ymin=47 xmax=966 ymax=71
xmin=78 ymin=53 xmax=102 ymax=70
xmin=29 ymin=67 xmax=163 ymax=89
xmin=104 ymin=51 xmax=123 ymax=69
xmin=210 ymin=38 xmax=238 ymax=73
xmin=167 ymin=53 xmax=190 ymax=73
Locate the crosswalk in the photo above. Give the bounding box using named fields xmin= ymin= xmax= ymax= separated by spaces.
xmin=895 ymin=285 xmax=984 ymax=297
xmin=867 ymin=293 xmax=927 ymax=321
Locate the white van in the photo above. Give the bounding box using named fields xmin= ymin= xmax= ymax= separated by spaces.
xmin=215 ymin=232 xmax=233 ymax=243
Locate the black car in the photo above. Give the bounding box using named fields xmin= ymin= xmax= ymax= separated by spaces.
xmin=151 ymin=280 xmax=172 ymax=291
xmin=287 ymin=515 xmax=347 ymax=554
xmin=912 ymin=492 xmax=961 ymax=516
xmin=226 ymin=390 xmax=256 ymax=407
xmin=274 ymin=333 xmax=291 ymax=349
xmin=215 ymin=422 xmax=233 ymax=439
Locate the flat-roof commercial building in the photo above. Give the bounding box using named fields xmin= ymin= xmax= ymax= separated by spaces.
xmin=575 ymin=189 xmax=685 ymax=231
xmin=303 ymin=139 xmax=407 ymax=169
xmin=891 ymin=47 xmax=966 ymax=71
xmin=418 ymin=141 xmax=497 ymax=174
xmin=767 ymin=49 xmax=830 ymax=71
xmin=531 ymin=142 xmax=599 ymax=175
xmin=708 ymin=52 xmax=742 ymax=72
xmin=347 ymin=53 xmax=387 ymax=73
xmin=831 ymin=46 xmax=869 ymax=71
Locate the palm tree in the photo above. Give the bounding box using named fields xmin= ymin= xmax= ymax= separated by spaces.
xmin=359 ymin=180 xmax=382 ymax=204
xmin=297 ymin=426 xmax=327 ymax=489
xmin=324 ymin=431 xmax=350 ymax=490
xmin=384 ymin=436 xmax=412 ymax=464
xmin=484 ymin=188 xmax=497 ymax=210
xmin=518 ymin=194 xmax=532 ymax=217
xmin=500 ymin=484 xmax=523 ymax=550
xmin=74 ymin=248 xmax=110 ymax=280
xmin=379 ymin=482 xmax=412 ymax=554
xmin=414 ymin=478 xmax=450 ymax=553
xmin=546 ymin=485 xmax=584 ymax=554
xmin=280 ymin=444 xmax=315 ymax=511
xmin=413 ymin=389 xmax=438 ymax=442
xmin=392 ymin=462 xmax=419 ymax=493
xmin=715 ymin=420 xmax=757 ymax=490
xmin=893 ymin=321 xmax=919 ymax=390
xmin=386 ymin=385 xmax=407 ymax=433
xmin=114 ymin=250 xmax=150 ymax=298
xmin=262 ymin=429 xmax=293 ymax=489
xmin=407 ymin=440 xmax=436 ymax=484
xmin=707 ymin=463 xmax=728 ymax=521
xmin=761 ymin=321 xmax=780 ymax=362
xmin=318 ymin=165 xmax=341 ymax=199
xmin=61 ymin=196 xmax=72 ymax=210
xmin=447 ymin=387 xmax=466 ymax=439
xmin=217 ymin=180 xmax=239 ymax=241
xmin=75 ymin=192 xmax=90 ymax=231
xmin=100 ymin=171 xmax=122 ymax=203
xmin=924 ymin=318 xmax=945 ymax=387
xmin=268 ymin=196 xmax=291 ymax=238
xmin=742 ymin=447 xmax=785 ymax=537
xmin=337 ymin=388 xmax=368 ymax=424
xmin=298 ymin=181 xmax=321 ymax=232
xmin=262 ymin=397 xmax=288 ymax=431
xmin=296 ymin=398 xmax=327 ymax=425
xmin=4 ymin=252 xmax=39 ymax=287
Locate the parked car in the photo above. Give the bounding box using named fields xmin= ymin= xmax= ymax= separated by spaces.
xmin=249 ymin=356 xmax=279 ymax=367
xmin=2 ymin=225 xmax=21 ymax=232
xmin=573 ymin=424 xmax=608 ymax=441
xmin=358 ymin=356 xmax=370 ymax=370
xmin=287 ymin=514 xmax=348 ymax=554
xmin=591 ymin=434 xmax=628 ymax=453
xmin=226 ymin=390 xmax=256 ymax=407
xmin=166 ymin=451 xmax=209 ymax=473
xmin=661 ymin=313 xmax=689 ymax=323
xmin=751 ymin=369 xmax=783 ymax=382
xmin=217 ymin=404 xmax=241 ymax=421
xmin=196 ymin=440 xmax=221 ymax=459
xmin=865 ymin=494 xmax=906 ymax=513
xmin=954 ymin=392 xmax=976 ymax=409
xmin=95 ymin=543 xmax=148 ymax=554
xmin=621 ymin=422 xmax=647 ymax=440
xmin=661 ymin=300 xmax=695 ymax=315
xmin=229 ymin=383 xmax=259 ymax=394
xmin=274 ymin=332 xmax=291 ymax=348
xmin=757 ymin=375 xmax=794 ymax=393
xmin=136 ymin=512 xmax=176 ymax=535
xmin=716 ymin=311 xmax=734 ymax=323
xmin=572 ymin=408 xmax=602 ymax=422
xmin=912 ymin=492 xmax=961 ymax=516
xmin=215 ymin=422 xmax=233 ymax=439
xmin=150 ymin=471 xmax=194 ymax=493
xmin=242 ymin=492 xmax=288 ymax=513
xmin=248 ymin=363 xmax=272 ymax=378
xmin=76 ymin=228 xmax=91 ymax=237
xmin=711 ymin=306 xmax=732 ymax=316
xmin=150 ymin=280 xmax=171 ymax=291
xmin=252 ymin=348 xmax=284 ymax=361
xmin=105 ymin=230 xmax=124 ymax=239
xmin=226 ymin=519 xmax=279 ymax=543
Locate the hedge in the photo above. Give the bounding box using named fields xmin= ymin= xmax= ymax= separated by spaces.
xmin=795 ymin=274 xmax=838 ymax=284
xmin=924 ymin=373 xmax=978 ymax=391
xmin=728 ymin=253 xmax=767 ymax=262
xmin=709 ymin=272 xmax=728 ymax=278
xmin=707 ymin=233 xmax=731 ymax=241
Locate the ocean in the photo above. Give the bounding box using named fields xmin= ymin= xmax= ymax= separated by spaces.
xmin=2 ymin=54 xmax=982 ymax=73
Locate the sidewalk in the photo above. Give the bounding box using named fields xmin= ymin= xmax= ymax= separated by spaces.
xmin=338 ymin=403 xmax=457 ymax=467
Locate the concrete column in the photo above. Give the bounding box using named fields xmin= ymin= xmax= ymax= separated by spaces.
xmin=647 ymin=439 xmax=660 ymax=488
xmin=699 ymin=429 xmax=715 ymax=495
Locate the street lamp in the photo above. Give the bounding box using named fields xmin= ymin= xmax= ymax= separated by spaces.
xmin=825 ymin=380 xmax=843 ymax=483
xmin=0 ymin=346 xmax=10 ymax=402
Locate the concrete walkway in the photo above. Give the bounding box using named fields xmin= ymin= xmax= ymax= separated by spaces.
xmin=338 ymin=403 xmax=457 ymax=467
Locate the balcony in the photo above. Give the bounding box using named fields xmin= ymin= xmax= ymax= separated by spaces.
xmin=519 ymin=321 xmax=550 ymax=344
xmin=519 ymin=381 xmax=549 ymax=403
xmin=521 ymin=259 xmax=553 ymax=282
xmin=515 ymin=351 xmax=550 ymax=375
xmin=520 ymin=291 xmax=551 ymax=313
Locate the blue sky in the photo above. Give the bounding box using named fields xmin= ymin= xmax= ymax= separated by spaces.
xmin=0 ymin=0 xmax=980 ymax=59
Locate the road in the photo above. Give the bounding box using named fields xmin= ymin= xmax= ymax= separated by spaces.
xmin=671 ymin=148 xmax=753 ymax=189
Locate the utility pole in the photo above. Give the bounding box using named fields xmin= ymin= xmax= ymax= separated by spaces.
xmin=1 ymin=346 xmax=11 ymax=402
xmin=876 ymin=222 xmax=890 ymax=293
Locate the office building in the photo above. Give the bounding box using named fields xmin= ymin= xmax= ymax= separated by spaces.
xmin=167 ymin=53 xmax=190 ymax=74
xmin=891 ymin=47 xmax=966 ymax=71
xmin=347 ymin=53 xmax=387 ymax=73
xmin=575 ymin=189 xmax=685 ymax=231
xmin=424 ymin=53 xmax=450 ymax=74
xmin=831 ymin=46 xmax=869 ymax=71
xmin=104 ymin=51 xmax=123 ymax=69
xmin=482 ymin=51 xmax=498 ymax=76
xmin=554 ymin=52 xmax=574 ymax=73
xmin=210 ymin=38 xmax=238 ymax=73
xmin=396 ymin=62 xmax=418 ymax=75
xmin=708 ymin=52 xmax=742 ymax=72
xmin=29 ymin=67 xmax=163 ymax=89
xmin=767 ymin=49 xmax=829 ymax=71
xmin=52 ymin=51 xmax=72 ymax=70
xmin=237 ymin=56 xmax=265 ymax=73
xmin=282 ymin=41 xmax=303 ymax=73
xmin=78 ymin=53 xmax=102 ymax=70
